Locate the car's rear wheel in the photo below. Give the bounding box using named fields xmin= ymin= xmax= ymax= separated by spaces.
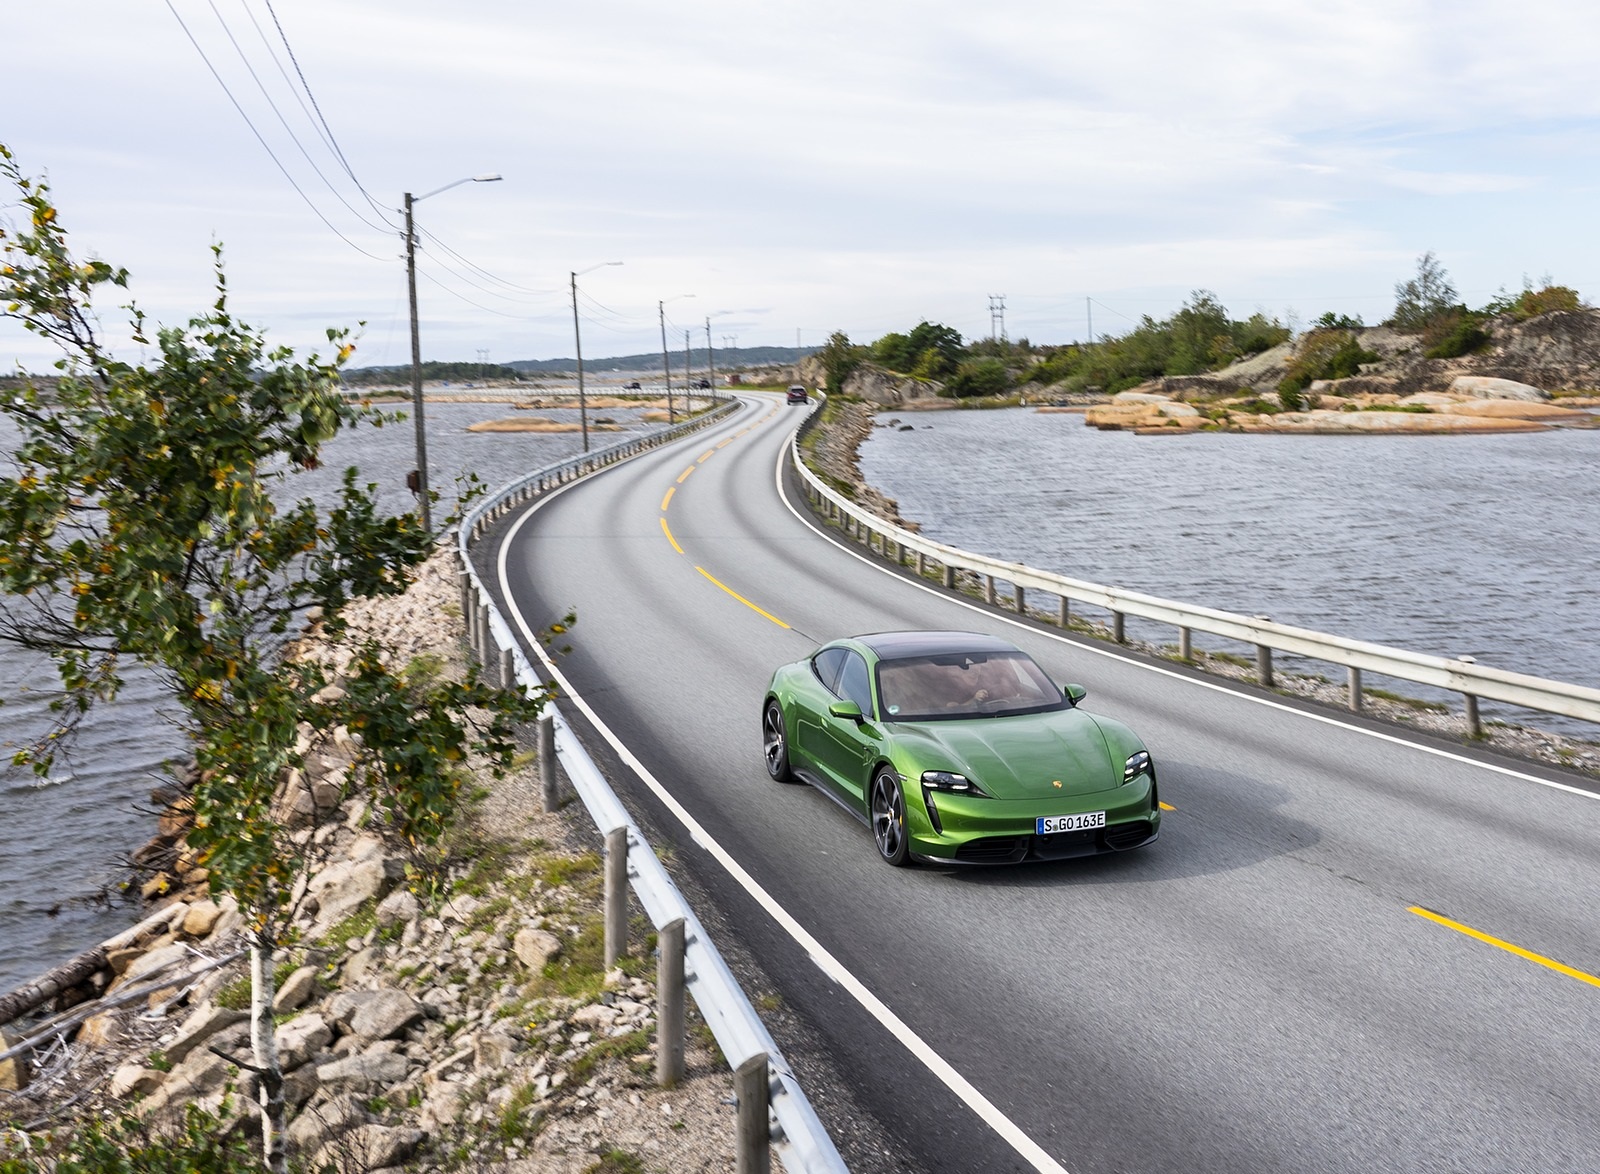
xmin=871 ymin=769 xmax=910 ymax=866
xmin=762 ymin=700 xmax=795 ymax=782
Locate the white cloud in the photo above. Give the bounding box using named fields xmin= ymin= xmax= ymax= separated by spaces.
xmin=6 ymin=0 xmax=1600 ymax=369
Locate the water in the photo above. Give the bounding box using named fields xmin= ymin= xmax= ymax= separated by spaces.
xmin=0 ymin=399 xmax=645 ymax=993
xmin=859 ymin=408 xmax=1600 ymax=729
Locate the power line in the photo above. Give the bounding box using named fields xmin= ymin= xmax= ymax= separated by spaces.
xmin=163 ymin=0 xmax=389 ymax=262
xmin=260 ymin=0 xmax=394 ymax=225
xmin=415 ymin=226 xmax=557 ymax=298
xmin=204 ymin=0 xmax=392 ymax=236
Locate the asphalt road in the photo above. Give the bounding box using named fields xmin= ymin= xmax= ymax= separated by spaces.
xmin=487 ymin=394 xmax=1600 ymax=1174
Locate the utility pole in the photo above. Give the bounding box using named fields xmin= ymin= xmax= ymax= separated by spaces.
xmin=569 ymin=261 xmax=623 ymax=453
xmin=705 ymin=317 xmax=715 ymax=402
xmin=1086 ymin=296 xmax=1093 ymax=348
xmin=403 ymin=192 xmax=430 ymax=531
xmin=684 ymin=329 xmax=691 ymax=408
xmin=570 ymin=270 xmax=589 ymax=452
xmin=659 ymin=300 xmax=674 ymax=423
xmin=401 ymin=172 xmax=501 ymax=531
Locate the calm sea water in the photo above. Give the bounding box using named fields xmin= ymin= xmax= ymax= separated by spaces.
xmin=0 ymin=399 xmax=636 ymax=993
xmin=859 ymin=407 xmax=1600 ymax=726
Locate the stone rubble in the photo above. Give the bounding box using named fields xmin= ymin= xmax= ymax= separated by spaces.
xmin=0 ymin=550 xmax=740 ymax=1172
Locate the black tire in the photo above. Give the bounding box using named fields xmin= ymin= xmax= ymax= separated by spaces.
xmin=762 ymin=699 xmax=795 ymax=782
xmin=870 ymin=769 xmax=911 ymax=867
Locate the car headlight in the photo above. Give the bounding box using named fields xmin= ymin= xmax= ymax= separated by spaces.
xmin=1123 ymin=750 xmax=1152 ymax=784
xmin=921 ymin=770 xmax=975 ymax=792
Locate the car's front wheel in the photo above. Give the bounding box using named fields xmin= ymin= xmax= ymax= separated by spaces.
xmin=871 ymin=769 xmax=910 ymax=866
xmin=762 ymin=700 xmax=795 ymax=782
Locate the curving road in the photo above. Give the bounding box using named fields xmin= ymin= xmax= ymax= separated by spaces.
xmin=485 ymin=394 xmax=1600 ymax=1174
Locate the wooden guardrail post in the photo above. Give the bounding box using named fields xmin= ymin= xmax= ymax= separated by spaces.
xmin=539 ymin=715 xmax=559 ymax=813
xmin=1112 ymin=611 xmax=1125 ymax=643
xmin=1058 ymin=594 xmax=1070 ymax=629
xmin=657 ymin=918 xmax=686 ymax=1088
xmin=1347 ymin=667 xmax=1363 ymax=712
xmin=1178 ymin=626 xmax=1192 ymax=661
xmin=1013 ymin=584 xmax=1026 ymax=615
xmin=604 ymin=826 xmax=628 ymax=967
xmin=500 ymin=646 xmax=514 ymax=690
xmin=984 ymin=575 xmax=996 ymax=605
xmin=734 ymin=1052 xmax=771 ymax=1174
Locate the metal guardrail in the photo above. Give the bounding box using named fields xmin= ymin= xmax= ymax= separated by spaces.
xmin=791 ymin=403 xmax=1600 ymax=736
xmin=457 ymin=399 xmax=849 ymax=1174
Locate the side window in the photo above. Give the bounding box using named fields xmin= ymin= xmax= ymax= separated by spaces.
xmin=837 ymin=651 xmax=874 ymax=715
xmin=812 ymin=648 xmax=848 ymax=693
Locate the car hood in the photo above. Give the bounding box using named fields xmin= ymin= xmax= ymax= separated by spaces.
xmin=891 ymin=709 xmax=1121 ymax=799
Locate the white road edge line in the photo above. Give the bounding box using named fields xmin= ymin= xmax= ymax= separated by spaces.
xmin=495 ymin=399 xmax=1074 ymax=1174
xmin=772 ymin=436 xmax=1600 ymax=803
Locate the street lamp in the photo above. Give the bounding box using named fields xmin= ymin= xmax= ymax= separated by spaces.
xmin=404 ymin=172 xmax=502 ymax=531
xmin=570 ymin=261 xmax=623 ymax=451
xmin=658 ymin=294 xmax=695 ymax=423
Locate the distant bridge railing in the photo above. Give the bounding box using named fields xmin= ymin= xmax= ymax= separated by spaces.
xmin=459 ymin=398 xmax=848 ymax=1174
xmin=792 ymin=401 xmax=1600 ymax=739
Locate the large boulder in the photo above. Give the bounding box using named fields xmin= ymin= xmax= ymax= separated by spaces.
xmin=315 ymin=1051 xmax=410 ymax=1091
xmin=306 ymin=857 xmax=388 ymax=938
xmin=164 ymin=1004 xmax=249 ymax=1066
xmin=1449 ymin=375 xmax=1547 ymax=402
xmin=348 ymin=989 xmax=424 ymax=1042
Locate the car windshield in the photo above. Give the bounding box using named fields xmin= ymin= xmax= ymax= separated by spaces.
xmin=875 ymin=651 xmax=1066 ymax=721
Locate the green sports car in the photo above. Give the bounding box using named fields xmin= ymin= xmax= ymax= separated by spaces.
xmin=761 ymin=631 xmax=1160 ymax=865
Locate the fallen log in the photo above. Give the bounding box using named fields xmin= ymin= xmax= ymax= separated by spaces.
xmin=0 ymin=904 xmax=188 ymax=1028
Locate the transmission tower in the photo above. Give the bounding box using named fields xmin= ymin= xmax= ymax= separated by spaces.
xmin=988 ymin=294 xmax=1007 ymax=342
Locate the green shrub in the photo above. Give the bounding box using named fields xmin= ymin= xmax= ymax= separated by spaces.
xmin=1423 ymin=311 xmax=1491 ymax=359
xmin=942 ymin=358 xmax=1011 ymax=398
xmin=1510 ymin=284 xmax=1582 ymax=320
xmin=0 ymin=1103 xmax=259 ymax=1174
xmin=1279 ymin=329 xmax=1379 ymax=397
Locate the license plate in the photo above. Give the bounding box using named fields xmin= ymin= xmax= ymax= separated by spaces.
xmin=1038 ymin=812 xmax=1105 ymax=834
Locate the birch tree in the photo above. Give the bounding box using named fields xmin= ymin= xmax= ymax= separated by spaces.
xmin=0 ymin=144 xmax=550 ymax=1171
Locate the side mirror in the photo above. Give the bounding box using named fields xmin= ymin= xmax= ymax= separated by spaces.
xmin=1063 ymin=684 xmax=1087 ymax=707
xmin=828 ymin=699 xmax=864 ymax=722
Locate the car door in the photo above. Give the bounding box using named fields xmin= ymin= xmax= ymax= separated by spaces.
xmin=794 ymin=647 xmax=847 ymax=771
xmin=813 ymin=649 xmax=879 ymax=811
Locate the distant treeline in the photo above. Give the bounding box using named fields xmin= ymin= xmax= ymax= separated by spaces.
xmin=818 ymin=259 xmax=1588 ymax=401
xmin=507 ymin=345 xmax=816 ymax=374
xmin=340 ymin=361 xmax=523 ymax=386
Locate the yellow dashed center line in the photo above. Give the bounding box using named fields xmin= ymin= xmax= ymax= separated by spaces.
xmin=660 ymin=517 xmax=683 ymax=554
xmin=676 ymin=466 xmax=695 ymax=484
xmin=695 ymin=566 xmax=790 ymax=628
xmin=1409 ymin=906 xmax=1600 ymax=990
xmin=697 ymin=449 xmax=715 ymax=463
xmin=1159 ymin=801 xmax=1175 ymax=811
xmin=661 ymin=486 xmax=675 ymax=511
xmin=716 ymin=437 xmax=734 ymax=448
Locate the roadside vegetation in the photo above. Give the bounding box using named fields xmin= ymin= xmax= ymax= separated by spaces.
xmin=816 ymin=254 xmax=1587 ymax=403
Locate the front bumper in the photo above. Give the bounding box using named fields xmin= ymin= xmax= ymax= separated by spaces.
xmin=911 ymin=776 xmax=1160 ymax=864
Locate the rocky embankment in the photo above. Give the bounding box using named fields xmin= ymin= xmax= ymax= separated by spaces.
xmin=1079 ymin=375 xmax=1600 ymax=435
xmin=0 ymin=552 xmax=739 ymax=1173
xmin=802 ymin=398 xmax=914 ymax=528
xmin=796 ymin=396 xmax=1600 ymax=778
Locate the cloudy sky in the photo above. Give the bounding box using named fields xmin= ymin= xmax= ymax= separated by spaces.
xmin=6 ymin=1 xmax=1600 ymax=372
